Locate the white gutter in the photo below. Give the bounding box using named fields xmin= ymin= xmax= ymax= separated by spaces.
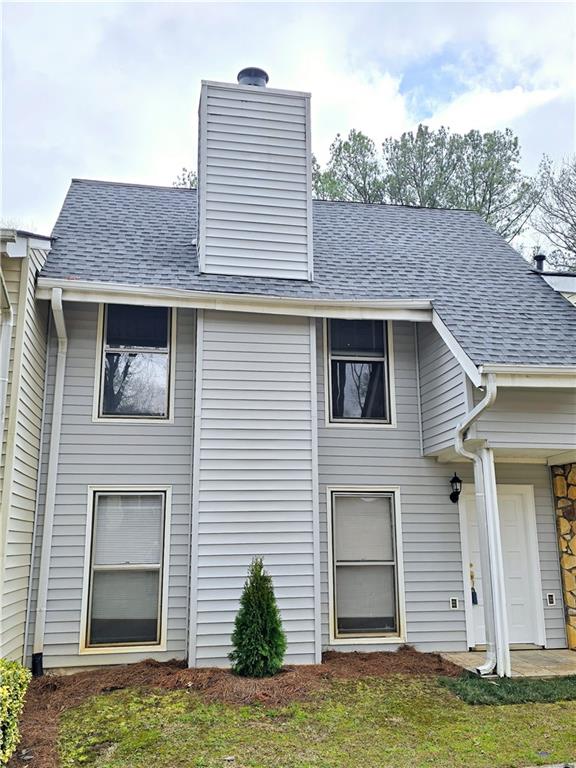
xmin=32 ymin=288 xmax=67 ymax=675
xmin=0 ymin=270 xmax=14 ymax=447
xmin=36 ymin=277 xmax=432 ymax=322
xmin=454 ymin=374 xmax=500 ymax=676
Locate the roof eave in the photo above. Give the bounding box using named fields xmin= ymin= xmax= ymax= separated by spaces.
xmin=35 ymin=276 xmax=433 ymax=322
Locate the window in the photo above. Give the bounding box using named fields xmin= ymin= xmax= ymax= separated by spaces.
xmin=328 ymin=320 xmax=390 ymax=422
xmin=86 ymin=492 xmax=166 ymax=647
xmin=331 ymin=492 xmax=400 ymax=638
xmin=99 ymin=305 xmax=171 ymax=418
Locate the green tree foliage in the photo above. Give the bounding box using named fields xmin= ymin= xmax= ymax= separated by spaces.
xmin=229 ymin=557 xmax=287 ymax=678
xmin=313 ymin=130 xmax=385 ymax=203
xmin=314 ymin=125 xmax=540 ymax=241
xmin=534 ymin=157 xmax=576 ymax=270
xmin=173 ymin=167 xmax=197 ymax=188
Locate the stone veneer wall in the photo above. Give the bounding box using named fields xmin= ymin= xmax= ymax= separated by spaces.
xmin=552 ymin=463 xmax=576 ymax=650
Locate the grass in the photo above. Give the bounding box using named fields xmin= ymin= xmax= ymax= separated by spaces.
xmin=58 ymin=676 xmax=576 ymax=768
xmin=440 ymin=673 xmax=576 ymax=705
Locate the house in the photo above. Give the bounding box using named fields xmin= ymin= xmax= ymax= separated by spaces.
xmin=0 ymin=229 xmax=51 ymax=662
xmin=6 ymin=69 xmax=576 ymax=678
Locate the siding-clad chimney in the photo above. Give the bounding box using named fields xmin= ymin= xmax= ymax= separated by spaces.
xmin=197 ymin=70 xmax=313 ymax=280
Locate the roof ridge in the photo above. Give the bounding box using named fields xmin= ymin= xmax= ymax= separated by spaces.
xmin=312 ymin=198 xmax=483 ymax=215
xmin=71 ymin=178 xmax=197 ymax=192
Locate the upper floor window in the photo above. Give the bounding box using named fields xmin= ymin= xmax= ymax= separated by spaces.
xmin=328 ymin=319 xmax=390 ymax=423
xmin=99 ymin=305 xmax=172 ymax=418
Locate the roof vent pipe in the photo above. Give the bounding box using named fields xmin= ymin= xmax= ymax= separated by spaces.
xmin=237 ymin=67 xmax=269 ymax=87
xmin=533 ymin=253 xmax=546 ymax=272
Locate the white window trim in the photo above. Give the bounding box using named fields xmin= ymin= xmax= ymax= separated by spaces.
xmin=322 ymin=319 xmax=397 ymax=428
xmin=79 ymin=485 xmax=172 ymax=655
xmin=92 ymin=304 xmax=177 ymax=424
xmin=326 ymin=485 xmax=406 ymax=645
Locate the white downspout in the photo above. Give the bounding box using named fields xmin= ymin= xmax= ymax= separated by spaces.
xmin=480 ymin=446 xmax=512 ymax=677
xmin=454 ymin=374 xmax=499 ymax=675
xmin=32 ymin=288 xmax=67 ymax=675
xmin=0 ymin=269 xmax=14 ymax=443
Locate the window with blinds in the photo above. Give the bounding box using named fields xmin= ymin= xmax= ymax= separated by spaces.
xmin=332 ymin=492 xmax=399 ymax=638
xmin=328 ymin=319 xmax=390 ymax=423
xmin=99 ymin=305 xmax=172 ymax=418
xmin=87 ymin=492 xmax=166 ymax=647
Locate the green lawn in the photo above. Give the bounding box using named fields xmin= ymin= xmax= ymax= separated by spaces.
xmin=58 ymin=676 xmax=576 ymax=768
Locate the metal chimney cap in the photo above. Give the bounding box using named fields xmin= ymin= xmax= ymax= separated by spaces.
xmin=533 ymin=253 xmax=546 ymax=271
xmin=237 ymin=67 xmax=269 ymax=87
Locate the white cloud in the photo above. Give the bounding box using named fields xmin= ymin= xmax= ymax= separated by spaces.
xmin=2 ymin=1 xmax=574 ymax=233
xmin=426 ymin=85 xmax=565 ymax=134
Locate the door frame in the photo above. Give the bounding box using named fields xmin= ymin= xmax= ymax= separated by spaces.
xmin=458 ymin=483 xmax=547 ymax=649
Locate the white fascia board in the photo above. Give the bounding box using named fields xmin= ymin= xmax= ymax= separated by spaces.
xmin=4 ymin=233 xmax=51 ymax=258
xmin=431 ymin=309 xmax=482 ymax=387
xmin=547 ymin=450 xmax=576 ymax=466
xmin=35 ymin=277 xmax=433 ymax=321
xmin=542 ymin=274 xmax=576 ymax=293
xmin=479 ymin=364 xmax=576 ymax=388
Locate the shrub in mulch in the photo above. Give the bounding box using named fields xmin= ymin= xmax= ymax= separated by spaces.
xmin=10 ymin=646 xmax=462 ymax=767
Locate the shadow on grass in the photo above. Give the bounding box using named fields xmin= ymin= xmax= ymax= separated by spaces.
xmin=439 ymin=673 xmax=576 ymax=705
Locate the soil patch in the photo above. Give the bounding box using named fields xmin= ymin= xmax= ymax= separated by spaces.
xmin=11 ymin=646 xmax=462 ymax=768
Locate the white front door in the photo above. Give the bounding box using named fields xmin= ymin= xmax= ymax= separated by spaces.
xmin=461 ymin=485 xmax=545 ymax=647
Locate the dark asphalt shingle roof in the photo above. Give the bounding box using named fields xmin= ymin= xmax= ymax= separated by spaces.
xmin=42 ymin=178 xmax=576 ymax=367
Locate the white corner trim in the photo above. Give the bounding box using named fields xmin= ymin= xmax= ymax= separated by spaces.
xmin=309 ymin=319 xmax=322 ymax=663
xmin=305 ymin=94 xmax=314 ymax=282
xmin=326 ymin=485 xmax=406 ymax=646
xmin=79 ymin=486 xmax=172 ymax=655
xmin=432 ymin=310 xmax=481 ymax=387
xmin=197 ymin=83 xmax=208 ymax=274
xmin=187 ymin=309 xmax=204 ymax=667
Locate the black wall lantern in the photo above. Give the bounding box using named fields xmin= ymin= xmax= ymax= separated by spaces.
xmin=449 ymin=473 xmax=462 ymax=503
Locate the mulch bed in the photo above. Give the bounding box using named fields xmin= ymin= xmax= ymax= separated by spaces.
xmin=11 ymin=646 xmax=462 ymax=768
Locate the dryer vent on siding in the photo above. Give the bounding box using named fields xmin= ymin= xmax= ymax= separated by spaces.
xmin=197 ymin=79 xmax=313 ymax=281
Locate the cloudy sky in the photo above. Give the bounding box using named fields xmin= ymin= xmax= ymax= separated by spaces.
xmin=2 ymin=1 xmax=575 ymax=235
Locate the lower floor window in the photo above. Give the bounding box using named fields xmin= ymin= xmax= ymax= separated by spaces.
xmin=332 ymin=491 xmax=400 ymax=638
xmin=87 ymin=491 xmax=166 ymax=647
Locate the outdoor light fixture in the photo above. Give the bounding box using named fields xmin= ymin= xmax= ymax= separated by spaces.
xmin=449 ymin=473 xmax=462 ymax=503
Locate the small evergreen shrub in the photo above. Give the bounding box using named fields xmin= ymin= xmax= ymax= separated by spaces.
xmin=229 ymin=557 xmax=287 ymax=677
xmin=0 ymin=658 xmax=31 ymax=765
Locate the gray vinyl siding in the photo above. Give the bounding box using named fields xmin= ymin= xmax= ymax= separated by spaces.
xmin=471 ymin=387 xmax=576 ymax=449
xmin=0 ymin=248 xmax=48 ymax=662
xmin=317 ymin=320 xmax=565 ymax=651
xmin=198 ymin=82 xmax=312 ymax=280
xmin=192 ymin=310 xmax=316 ymax=666
xmin=318 ymin=320 xmax=468 ymax=651
xmin=417 ymin=322 xmax=467 ymax=455
xmin=458 ymin=463 xmax=567 ymax=649
xmin=27 ymin=303 xmax=195 ymax=668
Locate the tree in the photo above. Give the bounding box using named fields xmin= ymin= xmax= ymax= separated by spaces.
xmin=229 ymin=557 xmax=287 ymax=677
xmin=313 ymin=130 xmax=385 ymax=203
xmin=533 ymin=157 xmax=576 ymax=270
xmin=173 ymin=167 xmax=197 ymax=188
xmin=314 ymin=125 xmax=539 ymax=241
xmin=383 ymin=125 xmax=462 ymax=208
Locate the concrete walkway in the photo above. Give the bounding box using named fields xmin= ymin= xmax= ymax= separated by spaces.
xmin=441 ymin=649 xmax=576 ymax=677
